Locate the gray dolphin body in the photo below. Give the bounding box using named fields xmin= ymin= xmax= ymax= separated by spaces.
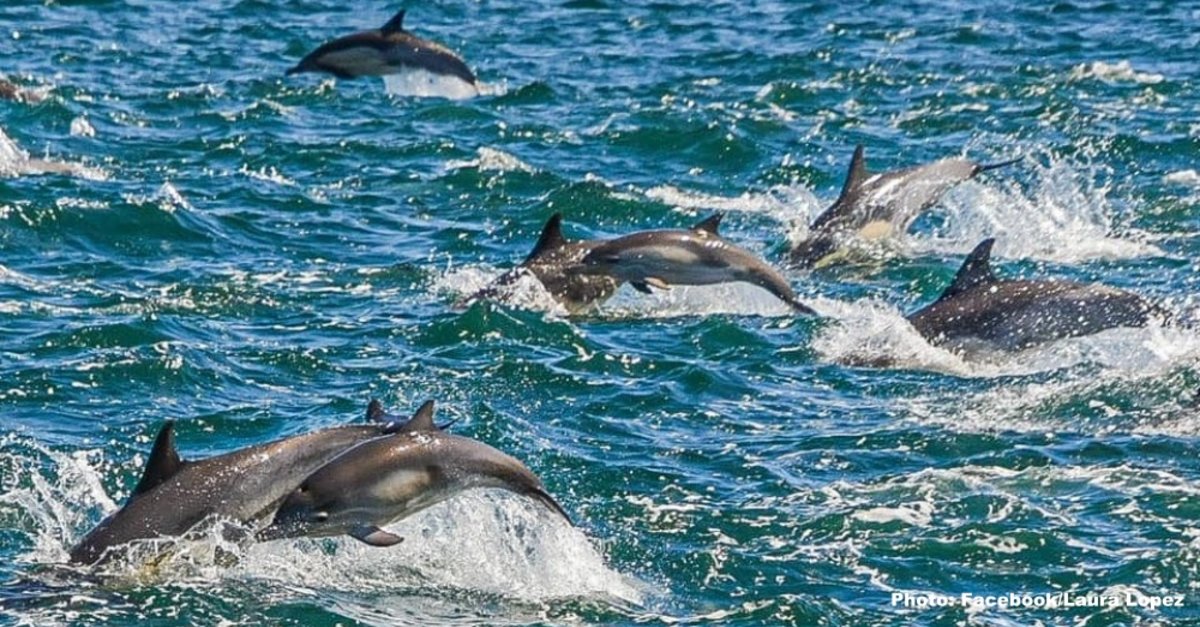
xmin=260 ymin=402 xmax=569 ymax=547
xmin=789 ymin=145 xmax=1018 ymax=268
xmin=287 ymin=9 xmax=477 ymax=89
xmin=573 ymin=214 xmax=817 ymax=315
xmin=69 ymin=400 xmax=427 ymax=565
xmin=908 ymin=239 xmax=1166 ymax=353
xmin=464 ymin=213 xmax=622 ymax=314
xmin=0 ymin=78 xmax=44 ymax=104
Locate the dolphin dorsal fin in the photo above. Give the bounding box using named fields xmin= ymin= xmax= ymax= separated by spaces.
xmin=383 ymin=400 xmax=439 ymax=434
xmin=380 ymin=9 xmax=406 ymax=34
xmin=407 ymin=400 xmax=437 ymax=431
xmin=937 ymin=238 xmax=998 ymax=302
xmin=522 ymin=213 xmax=568 ymax=263
xmin=837 ymin=144 xmax=870 ymax=202
xmin=810 ymin=144 xmax=871 ymax=231
xmin=691 ymin=213 xmax=723 ymax=235
xmin=132 ymin=421 xmax=184 ymax=497
xmin=366 ymin=399 xmax=386 ymax=422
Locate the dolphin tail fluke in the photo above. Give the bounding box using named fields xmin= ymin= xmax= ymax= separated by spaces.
xmin=974 ymin=156 xmax=1022 ymax=174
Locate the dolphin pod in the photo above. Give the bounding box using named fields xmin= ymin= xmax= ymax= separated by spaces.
xmin=907 ymin=238 xmax=1167 ymax=353
xmin=287 ymin=9 xmax=478 ymax=96
xmin=70 ymin=400 xmax=564 ymax=565
xmin=260 ymin=401 xmax=570 ymax=546
xmin=788 ymin=145 xmax=1020 ymax=269
xmin=571 ymin=213 xmax=818 ymax=315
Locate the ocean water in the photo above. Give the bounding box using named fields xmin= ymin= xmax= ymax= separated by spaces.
xmin=2 ymin=0 xmax=1199 ymax=624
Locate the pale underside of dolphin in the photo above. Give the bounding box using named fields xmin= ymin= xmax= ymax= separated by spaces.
xmin=907 ymin=238 xmax=1166 ymax=353
xmin=463 ymin=213 xmax=623 ymax=314
xmin=259 ymin=401 xmax=570 ymax=547
xmin=287 ymin=9 xmax=478 ymax=95
xmin=68 ymin=399 xmax=434 ymax=566
xmin=573 ymin=213 xmax=817 ymax=315
xmin=789 ymin=145 xmax=1019 ymax=269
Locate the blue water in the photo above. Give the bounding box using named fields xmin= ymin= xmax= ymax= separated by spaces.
xmin=3 ymin=1 xmax=1200 ymax=624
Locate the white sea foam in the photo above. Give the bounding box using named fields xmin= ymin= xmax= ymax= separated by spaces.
xmin=238 ymin=491 xmax=642 ymax=605
xmin=812 ymin=292 xmax=1199 ymax=379
xmin=0 ymin=126 xmax=107 ymax=180
xmin=446 ymin=147 xmax=537 ymax=174
xmin=1164 ymin=169 xmax=1200 ymax=187
xmin=383 ymin=70 xmax=480 ymax=100
xmin=601 ymin=282 xmax=800 ymax=319
xmin=1068 ymin=60 xmax=1165 ymax=85
xmin=431 ymin=264 xmax=570 ymax=316
xmin=909 ymin=153 xmax=1160 ymax=262
xmin=69 ymin=116 xmax=95 ymax=138
xmin=642 ymin=183 xmax=821 ymax=246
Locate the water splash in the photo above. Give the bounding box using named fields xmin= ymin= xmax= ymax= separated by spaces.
xmin=383 ymin=71 xmax=481 ymax=100
xmin=911 ymin=151 xmax=1160 ymax=262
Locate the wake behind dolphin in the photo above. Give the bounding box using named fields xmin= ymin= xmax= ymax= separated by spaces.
xmin=907 ymin=238 xmax=1167 ymax=354
xmin=789 ymin=145 xmax=1020 ymax=269
xmin=573 ymin=214 xmax=817 ymax=315
xmin=463 ymin=213 xmax=623 ymax=314
xmin=287 ymin=9 xmax=478 ymax=99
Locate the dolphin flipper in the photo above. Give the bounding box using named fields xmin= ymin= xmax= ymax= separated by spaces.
xmin=351 ymin=525 xmax=404 ymax=547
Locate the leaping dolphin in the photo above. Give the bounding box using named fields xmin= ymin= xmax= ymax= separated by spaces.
xmin=789 ymin=145 xmax=1019 ymax=268
xmin=259 ymin=401 xmax=570 ymax=547
xmin=907 ymin=238 xmax=1167 ymax=353
xmin=572 ymin=214 xmax=818 ymax=315
xmin=287 ymin=9 xmax=478 ymax=95
xmin=69 ymin=399 xmax=434 ymax=565
xmin=463 ymin=213 xmax=623 ymax=314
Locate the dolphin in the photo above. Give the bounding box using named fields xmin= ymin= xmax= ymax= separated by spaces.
xmin=789 ymin=145 xmax=1019 ymax=268
xmin=572 ymin=214 xmax=817 ymax=315
xmin=286 ymin=9 xmax=477 ymax=93
xmin=0 ymin=78 xmax=44 ymax=104
xmin=463 ymin=213 xmax=623 ymax=314
xmin=259 ymin=401 xmax=570 ymax=547
xmin=907 ymin=238 xmax=1167 ymax=353
xmin=69 ymin=399 xmax=435 ymax=565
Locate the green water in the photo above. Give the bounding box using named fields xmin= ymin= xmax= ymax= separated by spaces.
xmin=2 ymin=0 xmax=1199 ymax=624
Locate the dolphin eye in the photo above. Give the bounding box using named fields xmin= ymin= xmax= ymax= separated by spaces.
xmin=313 ymin=511 xmax=330 ymax=521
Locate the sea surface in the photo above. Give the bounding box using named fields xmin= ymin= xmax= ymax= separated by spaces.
xmin=2 ymin=1 xmax=1199 ymax=625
